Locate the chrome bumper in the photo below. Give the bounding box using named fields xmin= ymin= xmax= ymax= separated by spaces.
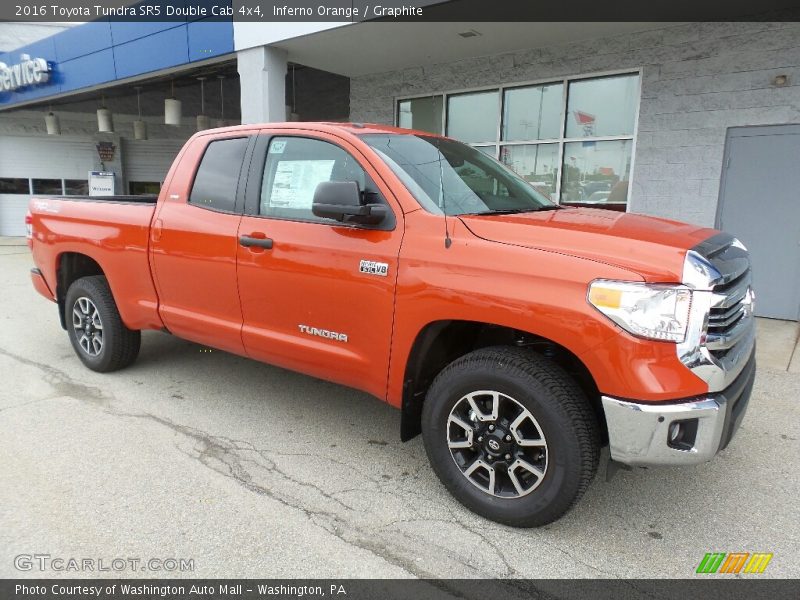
xmin=602 ymin=351 xmax=756 ymax=466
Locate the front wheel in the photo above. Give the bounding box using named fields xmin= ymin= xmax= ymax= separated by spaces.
xmin=422 ymin=346 xmax=600 ymax=527
xmin=65 ymin=275 xmax=141 ymax=372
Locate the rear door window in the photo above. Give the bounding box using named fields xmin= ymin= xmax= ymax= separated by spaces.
xmin=189 ymin=137 xmax=249 ymax=212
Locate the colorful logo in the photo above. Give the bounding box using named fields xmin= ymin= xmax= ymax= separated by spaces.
xmin=696 ymin=552 xmax=773 ymax=574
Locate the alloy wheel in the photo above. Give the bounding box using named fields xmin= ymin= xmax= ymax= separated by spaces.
xmin=72 ymin=297 xmax=104 ymax=357
xmin=447 ymin=390 xmax=548 ymax=498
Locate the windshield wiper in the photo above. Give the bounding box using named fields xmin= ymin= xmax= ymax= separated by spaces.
xmin=465 ymin=205 xmax=561 ymax=216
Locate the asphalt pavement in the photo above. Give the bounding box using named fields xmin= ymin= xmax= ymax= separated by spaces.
xmin=1 ymin=245 xmax=798 ymax=579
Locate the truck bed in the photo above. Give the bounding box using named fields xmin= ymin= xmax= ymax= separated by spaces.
xmin=28 ymin=195 xmax=163 ymax=331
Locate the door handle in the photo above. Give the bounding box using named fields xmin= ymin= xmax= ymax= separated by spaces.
xmin=239 ymin=235 xmax=273 ymax=249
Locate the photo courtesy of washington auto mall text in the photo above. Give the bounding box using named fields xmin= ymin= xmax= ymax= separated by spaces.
xmin=13 ymin=583 xmax=349 ymax=598
xmin=1 ymin=0 xmax=800 ymax=599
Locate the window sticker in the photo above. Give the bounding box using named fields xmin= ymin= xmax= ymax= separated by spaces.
xmin=270 ymin=160 xmax=336 ymax=210
xmin=269 ymin=140 xmax=287 ymax=154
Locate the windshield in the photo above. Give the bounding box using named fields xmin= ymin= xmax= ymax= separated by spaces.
xmin=361 ymin=133 xmax=555 ymax=216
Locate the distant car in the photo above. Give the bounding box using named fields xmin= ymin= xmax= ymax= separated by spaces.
xmin=585 ymin=191 xmax=610 ymax=203
xmin=526 ymin=181 xmax=553 ymax=200
xmin=580 ymin=181 xmax=611 ymax=198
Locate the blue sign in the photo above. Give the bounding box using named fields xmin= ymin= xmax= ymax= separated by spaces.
xmin=0 ymin=19 xmax=234 ymax=108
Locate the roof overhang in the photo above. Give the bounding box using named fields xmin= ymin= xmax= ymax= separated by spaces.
xmin=268 ymin=21 xmax=674 ymax=77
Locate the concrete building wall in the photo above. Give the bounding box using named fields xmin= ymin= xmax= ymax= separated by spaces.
xmin=350 ymin=22 xmax=800 ymax=227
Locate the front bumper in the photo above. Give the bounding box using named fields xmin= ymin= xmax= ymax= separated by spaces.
xmin=602 ymin=349 xmax=756 ymax=466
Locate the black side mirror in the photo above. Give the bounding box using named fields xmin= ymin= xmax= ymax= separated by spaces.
xmin=312 ymin=181 xmax=387 ymax=225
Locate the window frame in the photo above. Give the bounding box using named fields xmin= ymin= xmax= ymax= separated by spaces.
xmin=242 ymin=132 xmax=396 ymax=231
xmin=394 ymin=67 xmax=642 ymax=209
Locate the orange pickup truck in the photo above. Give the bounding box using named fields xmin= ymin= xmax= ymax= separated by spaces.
xmin=28 ymin=123 xmax=756 ymax=526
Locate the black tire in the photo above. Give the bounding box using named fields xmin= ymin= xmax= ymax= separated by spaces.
xmin=422 ymin=346 xmax=600 ymax=527
xmin=65 ymin=275 xmax=141 ymax=373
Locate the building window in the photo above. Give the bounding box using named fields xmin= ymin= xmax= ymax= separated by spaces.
xmin=396 ymin=71 xmax=640 ymax=210
xmin=561 ymin=140 xmax=632 ymax=208
xmin=397 ymin=96 xmax=443 ymax=135
xmin=565 ymin=74 xmax=637 ymax=138
xmin=129 ymin=181 xmax=161 ymax=195
xmin=64 ymin=179 xmax=89 ymax=195
xmin=31 ymin=179 xmax=63 ymax=195
xmin=499 ymin=144 xmax=560 ymax=199
xmin=503 ymin=82 xmax=563 ymax=142
xmin=0 ymin=178 xmax=30 ymax=194
xmin=446 ymin=90 xmax=499 ymax=144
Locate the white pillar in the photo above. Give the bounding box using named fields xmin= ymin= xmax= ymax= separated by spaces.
xmin=237 ymin=46 xmax=287 ymax=124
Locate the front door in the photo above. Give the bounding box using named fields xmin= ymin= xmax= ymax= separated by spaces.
xmin=718 ymin=125 xmax=800 ymax=320
xmin=236 ymin=132 xmax=404 ymax=399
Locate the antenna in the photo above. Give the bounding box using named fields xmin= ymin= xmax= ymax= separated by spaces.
xmin=435 ymin=140 xmax=452 ymax=249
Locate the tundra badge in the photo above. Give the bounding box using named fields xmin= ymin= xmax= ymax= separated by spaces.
xmin=298 ymin=325 xmax=348 ymax=343
xmin=359 ymin=260 xmax=389 ymax=277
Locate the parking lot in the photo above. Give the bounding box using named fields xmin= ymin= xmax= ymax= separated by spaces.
xmin=1 ymin=242 xmax=799 ymax=579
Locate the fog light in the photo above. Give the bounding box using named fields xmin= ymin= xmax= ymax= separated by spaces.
xmin=667 ymin=419 xmax=699 ymax=450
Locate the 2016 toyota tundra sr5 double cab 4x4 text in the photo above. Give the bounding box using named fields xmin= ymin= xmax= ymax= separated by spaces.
xmin=28 ymin=123 xmax=756 ymax=526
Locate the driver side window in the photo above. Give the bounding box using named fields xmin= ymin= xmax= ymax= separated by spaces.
xmin=260 ymin=136 xmax=377 ymax=223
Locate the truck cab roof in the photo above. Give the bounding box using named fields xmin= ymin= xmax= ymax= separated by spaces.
xmin=202 ymin=121 xmax=444 ymax=139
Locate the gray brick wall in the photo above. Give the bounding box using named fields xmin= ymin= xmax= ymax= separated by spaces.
xmin=350 ymin=22 xmax=800 ymax=226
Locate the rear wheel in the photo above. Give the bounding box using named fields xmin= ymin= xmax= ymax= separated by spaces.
xmin=422 ymin=346 xmax=600 ymax=527
xmin=65 ymin=276 xmax=140 ymax=372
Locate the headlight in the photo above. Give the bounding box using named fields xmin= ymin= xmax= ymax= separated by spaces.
xmin=588 ymin=280 xmax=692 ymax=342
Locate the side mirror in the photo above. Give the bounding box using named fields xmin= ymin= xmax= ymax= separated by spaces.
xmin=312 ymin=181 xmax=387 ymax=225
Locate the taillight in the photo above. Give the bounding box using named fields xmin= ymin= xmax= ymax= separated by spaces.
xmin=25 ymin=212 xmax=33 ymax=248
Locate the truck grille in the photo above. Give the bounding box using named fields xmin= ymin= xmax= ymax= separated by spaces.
xmin=708 ymin=273 xmax=751 ymax=359
xmin=695 ymin=234 xmax=754 ymax=361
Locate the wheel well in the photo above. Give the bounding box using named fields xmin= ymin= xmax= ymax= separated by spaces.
xmin=400 ymin=321 xmax=606 ymax=443
xmin=55 ymin=253 xmax=105 ymax=329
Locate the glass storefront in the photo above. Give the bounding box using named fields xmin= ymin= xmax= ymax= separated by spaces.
xmin=503 ymin=82 xmax=563 ymax=142
xmin=396 ymin=71 xmax=639 ymax=210
xmin=446 ymin=90 xmax=499 ymax=144
xmin=561 ymin=140 xmax=632 ymax=209
xmin=397 ymin=96 xmax=443 ymax=135
xmin=499 ymin=144 xmax=559 ymax=200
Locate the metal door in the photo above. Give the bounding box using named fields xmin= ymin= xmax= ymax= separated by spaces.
xmin=717 ymin=125 xmax=800 ymax=320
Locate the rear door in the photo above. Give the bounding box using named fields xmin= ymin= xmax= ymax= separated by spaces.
xmin=150 ymin=132 xmax=254 ymax=354
xmin=236 ymin=131 xmax=404 ymax=399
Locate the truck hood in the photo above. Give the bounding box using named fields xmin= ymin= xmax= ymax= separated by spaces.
xmin=459 ymin=207 xmax=717 ymax=282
